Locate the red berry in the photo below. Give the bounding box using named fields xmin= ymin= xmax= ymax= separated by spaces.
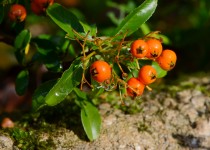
xmin=138 ymin=65 xmax=157 ymax=85
xmin=31 ymin=0 xmax=54 ymax=15
xmin=146 ymin=39 xmax=162 ymax=59
xmin=8 ymin=4 xmax=27 ymax=22
xmin=90 ymin=60 xmax=112 ymax=83
xmin=156 ymin=49 xmax=177 ymax=71
xmin=127 ymin=77 xmax=145 ymax=97
xmin=1 ymin=117 xmax=14 ymax=128
xmin=130 ymin=40 xmax=148 ymax=58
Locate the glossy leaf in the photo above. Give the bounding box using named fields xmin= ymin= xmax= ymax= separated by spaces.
xmin=81 ymin=100 xmax=101 ymax=141
xmin=14 ymin=29 xmax=31 ymax=50
xmin=46 ymin=3 xmax=84 ymax=38
xmin=45 ymin=57 xmax=83 ymax=106
xmin=73 ymin=88 xmax=88 ymax=100
xmin=152 ymin=61 xmax=167 ymax=78
xmin=112 ymin=0 xmax=157 ymax=38
xmin=15 ymin=70 xmax=29 ymax=95
xmin=32 ymin=80 xmax=57 ymax=111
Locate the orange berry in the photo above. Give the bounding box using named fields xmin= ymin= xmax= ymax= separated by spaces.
xmin=1 ymin=117 xmax=14 ymax=128
xmin=156 ymin=49 xmax=177 ymax=71
xmin=138 ymin=65 xmax=157 ymax=85
xmin=8 ymin=4 xmax=27 ymax=22
xmin=130 ymin=40 xmax=148 ymax=58
xmin=127 ymin=77 xmax=145 ymax=97
xmin=146 ymin=39 xmax=162 ymax=59
xmin=31 ymin=0 xmax=54 ymax=15
xmin=90 ymin=60 xmax=112 ymax=83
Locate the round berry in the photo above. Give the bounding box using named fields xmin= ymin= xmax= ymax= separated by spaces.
xmin=156 ymin=49 xmax=177 ymax=71
xmin=8 ymin=4 xmax=27 ymax=22
xmin=138 ymin=65 xmax=157 ymax=85
xmin=146 ymin=39 xmax=162 ymax=59
xmin=1 ymin=117 xmax=14 ymax=128
xmin=31 ymin=0 xmax=54 ymax=15
xmin=130 ymin=39 xmax=148 ymax=58
xmin=90 ymin=60 xmax=112 ymax=83
xmin=127 ymin=77 xmax=145 ymax=97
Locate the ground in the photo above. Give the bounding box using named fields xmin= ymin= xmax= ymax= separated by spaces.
xmin=1 ymin=73 xmax=210 ymax=150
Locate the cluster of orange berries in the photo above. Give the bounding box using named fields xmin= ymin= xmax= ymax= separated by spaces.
xmin=8 ymin=0 xmax=54 ymax=22
xmin=126 ymin=38 xmax=177 ymax=97
xmin=89 ymin=38 xmax=177 ymax=98
xmin=130 ymin=38 xmax=177 ymax=71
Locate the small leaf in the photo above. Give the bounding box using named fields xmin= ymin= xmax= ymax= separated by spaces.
xmin=73 ymin=88 xmax=88 ymax=100
xmin=46 ymin=3 xmax=84 ymax=38
xmin=81 ymin=100 xmax=101 ymax=141
xmin=14 ymin=29 xmax=31 ymax=50
xmin=15 ymin=70 xmax=29 ymax=95
xmin=112 ymin=0 xmax=157 ymax=38
xmin=152 ymin=61 xmax=167 ymax=78
xmin=79 ymin=22 xmax=97 ymax=38
xmin=45 ymin=57 xmax=83 ymax=106
xmin=32 ymin=80 xmax=57 ymax=111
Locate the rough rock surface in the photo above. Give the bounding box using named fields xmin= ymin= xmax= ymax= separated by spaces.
xmin=1 ymin=74 xmax=210 ymax=150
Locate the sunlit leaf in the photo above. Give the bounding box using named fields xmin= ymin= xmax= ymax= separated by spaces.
xmin=46 ymin=3 xmax=84 ymax=38
xmin=81 ymin=100 xmax=101 ymax=141
xmin=112 ymin=0 xmax=157 ymax=39
xmin=45 ymin=57 xmax=83 ymax=106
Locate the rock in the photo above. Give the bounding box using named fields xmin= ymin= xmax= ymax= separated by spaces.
xmin=194 ymin=118 xmax=210 ymax=137
xmin=0 ymin=134 xmax=14 ymax=150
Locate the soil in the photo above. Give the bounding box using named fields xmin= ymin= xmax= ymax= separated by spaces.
xmin=1 ymin=73 xmax=210 ymax=150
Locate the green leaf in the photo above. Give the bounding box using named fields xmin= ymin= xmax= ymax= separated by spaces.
xmin=32 ymin=80 xmax=57 ymax=111
xmin=46 ymin=3 xmax=84 ymax=38
xmin=79 ymin=22 xmax=97 ymax=38
xmin=81 ymin=100 xmax=101 ymax=141
xmin=73 ymin=88 xmax=88 ymax=100
xmin=14 ymin=29 xmax=31 ymax=50
xmin=45 ymin=57 xmax=83 ymax=106
xmin=112 ymin=0 xmax=157 ymax=38
xmin=0 ymin=5 xmax=4 ymax=24
xmin=152 ymin=61 xmax=167 ymax=78
xmin=15 ymin=70 xmax=29 ymax=95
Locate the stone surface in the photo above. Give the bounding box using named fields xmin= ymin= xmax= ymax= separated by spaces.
xmin=1 ymin=74 xmax=210 ymax=150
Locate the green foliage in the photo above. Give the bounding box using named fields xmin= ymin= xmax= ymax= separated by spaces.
xmin=45 ymin=57 xmax=83 ymax=106
xmin=15 ymin=70 xmax=29 ymax=95
xmin=14 ymin=29 xmax=31 ymax=50
xmin=32 ymin=80 xmax=57 ymax=111
xmin=14 ymin=29 xmax=31 ymax=64
xmin=74 ymin=88 xmax=101 ymax=141
xmin=152 ymin=61 xmax=167 ymax=78
xmin=80 ymin=100 xmax=101 ymax=141
xmin=8 ymin=127 xmax=55 ymax=150
xmin=46 ymin=3 xmax=84 ymax=38
xmin=112 ymin=0 xmax=157 ymax=38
